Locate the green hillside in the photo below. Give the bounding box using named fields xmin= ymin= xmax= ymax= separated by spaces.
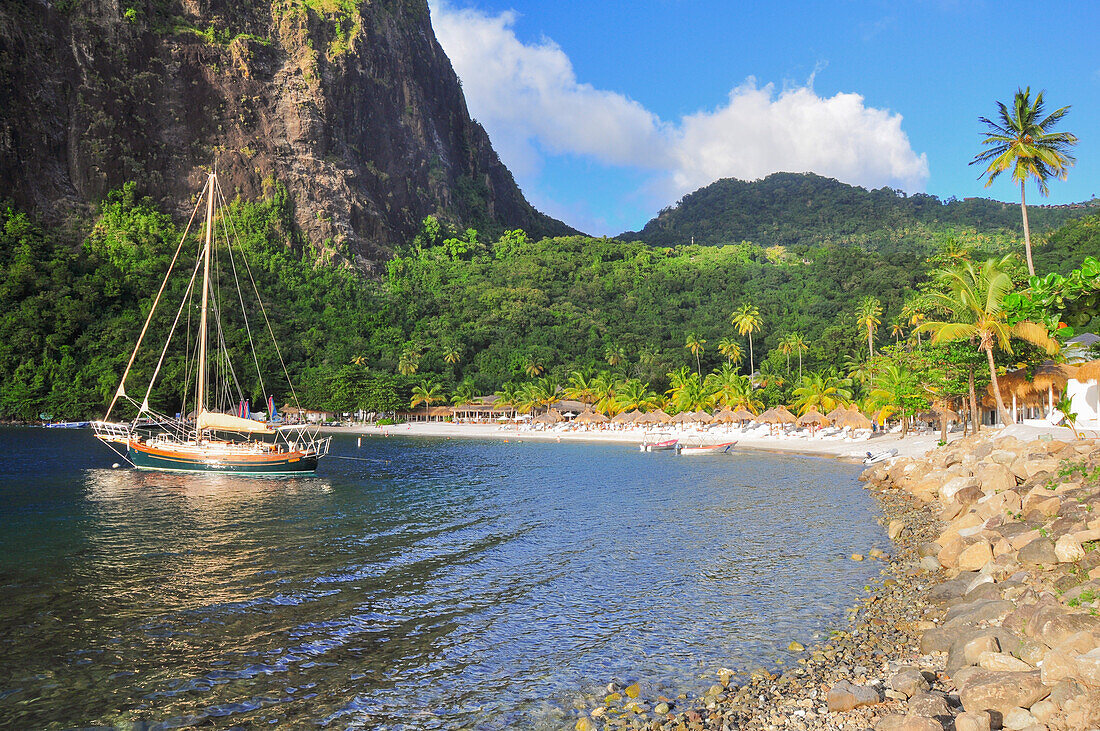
xmin=1 ymin=182 xmax=1097 ymax=420
xmin=623 ymin=172 xmax=1098 ymax=255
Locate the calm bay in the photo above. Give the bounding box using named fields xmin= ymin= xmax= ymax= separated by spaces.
xmin=0 ymin=427 xmax=887 ymax=728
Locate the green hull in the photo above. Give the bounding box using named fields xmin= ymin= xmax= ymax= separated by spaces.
xmin=128 ymin=444 xmax=319 ymax=475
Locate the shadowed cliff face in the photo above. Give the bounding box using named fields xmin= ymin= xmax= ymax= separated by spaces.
xmin=0 ymin=0 xmax=572 ymax=268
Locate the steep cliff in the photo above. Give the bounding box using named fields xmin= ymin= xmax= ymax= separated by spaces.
xmin=0 ymin=0 xmax=573 ymax=267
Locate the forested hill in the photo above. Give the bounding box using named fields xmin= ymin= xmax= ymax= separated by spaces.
xmin=622 ymin=173 xmax=1099 ymax=251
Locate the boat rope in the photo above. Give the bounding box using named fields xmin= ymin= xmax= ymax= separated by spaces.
xmin=140 ymin=250 xmax=204 ymax=414
xmin=215 ymin=176 xmax=302 ymax=414
xmin=105 ymin=179 xmax=207 ymax=422
xmin=216 ymin=183 xmax=268 ymax=404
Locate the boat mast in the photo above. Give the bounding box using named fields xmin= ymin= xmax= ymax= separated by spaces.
xmin=195 ymin=172 xmax=215 ymax=440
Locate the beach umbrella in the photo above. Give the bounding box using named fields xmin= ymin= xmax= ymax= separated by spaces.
xmin=1029 ymin=362 xmax=1077 ymax=416
xmin=730 ymin=408 xmax=756 ymax=423
xmin=1077 ymin=360 xmax=1100 ymax=382
xmin=669 ymin=412 xmax=692 ymax=424
xmin=837 ymin=408 xmax=872 ymax=430
xmin=753 ymin=408 xmax=777 ymax=423
xmin=651 ymin=408 xmax=672 ymax=424
xmin=796 ymin=408 xmax=829 ymax=427
xmin=711 ymin=407 xmax=736 ymax=423
xmin=825 ymin=405 xmax=849 ymax=422
xmin=576 ymin=410 xmax=609 ymax=424
xmin=611 ymin=410 xmax=635 ymax=424
xmin=772 ymin=405 xmax=797 ymax=424
xmin=692 ymin=410 xmax=713 ymax=423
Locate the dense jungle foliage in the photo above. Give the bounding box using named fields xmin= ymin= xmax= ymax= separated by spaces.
xmin=1 ymin=177 xmax=1097 ymax=420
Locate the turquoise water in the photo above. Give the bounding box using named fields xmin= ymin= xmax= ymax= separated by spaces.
xmin=0 ymin=428 xmax=885 ymax=729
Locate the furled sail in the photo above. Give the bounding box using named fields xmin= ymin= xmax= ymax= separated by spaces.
xmin=196 ymin=410 xmax=275 ymax=434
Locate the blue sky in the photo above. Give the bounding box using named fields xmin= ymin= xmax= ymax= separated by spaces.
xmin=430 ymin=1 xmax=1100 ymax=236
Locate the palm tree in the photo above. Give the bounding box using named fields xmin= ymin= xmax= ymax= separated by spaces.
xmin=398 ymin=346 xmax=421 ymax=376
xmin=731 ymin=304 xmax=762 ymax=375
xmin=789 ymin=332 xmax=808 ymax=380
xmin=901 ymin=298 xmax=927 ymax=347
xmin=917 ymin=255 xmax=1059 ymax=426
xmin=564 ymin=370 xmax=597 ymax=405
xmin=451 ymin=382 xmax=479 ymax=406
xmin=971 ymin=87 xmax=1078 ymax=276
xmin=524 ymin=356 xmax=544 ymax=378
xmin=441 ymin=343 xmax=462 ymax=366
xmin=791 ymin=371 xmax=852 ymax=415
xmin=592 ymin=371 xmax=620 ymax=415
xmin=685 ymin=332 xmax=706 ymax=376
xmin=890 ymin=318 xmax=905 ymax=344
xmin=778 ymin=334 xmax=793 ymax=374
xmin=531 ymin=376 xmax=560 ymax=411
xmin=855 ymin=297 xmax=883 ymax=362
xmin=616 ymin=378 xmax=659 ymax=413
xmin=604 ymin=344 xmax=627 ymax=368
xmin=664 ymin=366 xmax=692 ymax=408
xmin=869 ymin=364 xmax=921 ymax=437
xmin=410 ymin=381 xmax=444 ymax=408
xmin=705 ymin=363 xmax=753 ymax=408
xmin=351 ymin=355 xmax=368 ymax=366
xmin=716 ymin=337 xmax=743 ymax=368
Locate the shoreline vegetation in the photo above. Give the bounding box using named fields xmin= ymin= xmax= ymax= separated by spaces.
xmin=554 ymin=426 xmax=1100 ymax=731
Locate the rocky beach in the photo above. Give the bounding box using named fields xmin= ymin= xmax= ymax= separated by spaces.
xmin=573 ymin=428 xmax=1100 ymax=731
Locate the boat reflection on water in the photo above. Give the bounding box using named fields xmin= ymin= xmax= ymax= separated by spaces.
xmin=79 ymin=468 xmax=335 ymax=615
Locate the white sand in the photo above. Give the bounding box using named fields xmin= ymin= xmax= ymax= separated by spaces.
xmin=319 ymin=421 xmax=958 ymax=462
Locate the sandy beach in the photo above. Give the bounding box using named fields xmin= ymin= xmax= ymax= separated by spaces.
xmin=320 ymin=421 xmax=1085 ymax=463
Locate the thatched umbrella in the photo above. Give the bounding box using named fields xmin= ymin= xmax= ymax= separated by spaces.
xmin=731 ymin=408 xmax=756 ymax=424
xmin=825 ymin=405 xmax=850 ymax=422
xmin=837 ymin=408 xmax=872 ymax=431
xmin=712 ymin=407 xmax=737 ymax=424
xmin=651 ymin=408 xmax=673 ymax=424
xmin=611 ymin=410 xmax=635 ymax=425
xmin=797 ymin=408 xmax=829 ymax=427
xmin=669 ymin=411 xmax=693 ymax=424
xmin=772 ymin=405 xmax=797 ymax=424
xmin=797 ymin=407 xmax=829 ymax=436
xmin=994 ymin=368 xmax=1036 ymax=423
xmin=575 ymin=410 xmax=609 ymax=425
xmin=692 ymin=410 xmax=713 ymax=423
xmin=753 ymin=408 xmax=777 ymax=424
xmin=1077 ymin=360 xmax=1100 ymax=382
xmin=634 ymin=411 xmax=656 ymax=425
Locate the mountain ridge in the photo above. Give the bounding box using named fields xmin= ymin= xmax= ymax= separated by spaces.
xmin=0 ymin=0 xmax=574 ymax=268
xmin=621 ymin=172 xmax=1099 ymax=249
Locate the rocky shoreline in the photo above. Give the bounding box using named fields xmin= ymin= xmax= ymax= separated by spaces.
xmin=575 ymin=430 xmax=1100 ymax=731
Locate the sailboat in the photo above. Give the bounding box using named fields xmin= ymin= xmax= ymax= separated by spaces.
xmin=92 ymin=171 xmax=330 ymax=475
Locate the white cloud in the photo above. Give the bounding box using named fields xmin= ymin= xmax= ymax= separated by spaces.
xmin=430 ymin=1 xmax=929 ymax=220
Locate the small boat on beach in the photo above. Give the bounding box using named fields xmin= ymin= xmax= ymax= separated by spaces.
xmin=863 ymin=448 xmax=898 ymax=465
xmin=677 ymin=441 xmax=736 ymax=456
xmin=45 ymin=421 xmax=90 ymax=429
xmin=640 ymin=432 xmax=678 ymax=452
xmin=92 ymin=170 xmax=329 ymax=475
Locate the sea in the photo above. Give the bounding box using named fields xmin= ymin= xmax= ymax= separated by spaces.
xmin=0 ymin=427 xmax=887 ymax=729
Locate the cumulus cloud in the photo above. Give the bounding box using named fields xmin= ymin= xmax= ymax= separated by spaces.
xmin=430 ymin=1 xmax=928 ymax=216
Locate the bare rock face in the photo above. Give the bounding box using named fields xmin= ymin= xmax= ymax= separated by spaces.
xmin=0 ymin=0 xmax=573 ymax=267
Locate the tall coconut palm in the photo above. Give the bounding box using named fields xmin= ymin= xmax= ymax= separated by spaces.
xmin=789 ymin=332 xmax=808 ymax=380
xmin=410 ymin=382 xmax=444 ymax=408
xmin=592 ymin=371 xmax=619 ymax=414
xmin=731 ymin=304 xmax=762 ymax=374
xmin=917 ymin=255 xmax=1059 ymax=426
xmin=451 ymin=382 xmax=479 ymax=406
xmin=778 ymin=334 xmax=793 ymax=374
xmin=890 ymin=318 xmax=905 ymax=344
xmin=901 ymin=298 xmax=927 ymax=347
xmin=855 ymin=297 xmax=883 ymax=362
xmin=685 ymin=332 xmax=706 ymax=376
xmin=716 ymin=337 xmax=743 ymax=368
xmin=971 ymin=87 xmax=1078 ymax=276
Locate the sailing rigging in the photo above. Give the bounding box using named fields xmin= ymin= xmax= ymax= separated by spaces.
xmin=92 ymin=171 xmax=330 ymax=474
